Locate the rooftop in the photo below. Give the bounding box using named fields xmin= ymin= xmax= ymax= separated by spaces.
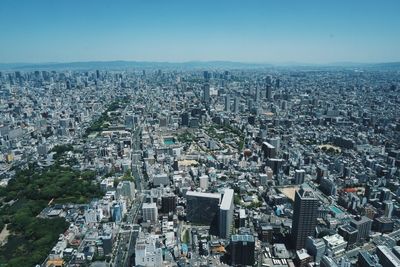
xmin=186 ymin=191 xmax=221 ymax=200
xmin=220 ymin=189 xmax=234 ymax=210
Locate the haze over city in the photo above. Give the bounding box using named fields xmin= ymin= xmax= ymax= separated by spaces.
xmin=0 ymin=0 xmax=399 ymax=64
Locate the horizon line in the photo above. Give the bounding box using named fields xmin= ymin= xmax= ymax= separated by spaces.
xmin=1 ymin=59 xmax=400 ymax=66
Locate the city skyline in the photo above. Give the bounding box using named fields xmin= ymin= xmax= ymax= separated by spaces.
xmin=0 ymin=0 xmax=399 ymax=64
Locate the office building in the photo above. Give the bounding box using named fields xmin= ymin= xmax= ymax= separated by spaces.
xmin=116 ymin=180 xmax=135 ymax=201
xmin=112 ymin=204 xmax=122 ymax=223
xmin=203 ymin=83 xmax=211 ymax=106
xmin=338 ymin=224 xmax=358 ymax=247
xmin=294 ymin=169 xmax=306 ymax=185
xmin=255 ymin=86 xmax=260 ymax=102
xmin=266 ymin=84 xmax=273 ymax=100
xmin=153 ymin=173 xmax=170 ymax=187
xmin=186 ymin=191 xmax=221 ymax=226
xmin=358 ymin=251 xmax=382 ymax=267
xmin=199 ymin=175 xmax=209 ymax=190
xmin=230 ymin=234 xmax=255 ymax=266
xmin=259 ymin=173 xmax=268 ymax=186
xmin=181 ymin=112 xmax=190 ymax=126
xmin=350 ymin=216 xmax=372 ymax=244
xmin=233 ymin=96 xmax=239 ymax=113
xmin=305 ymin=236 xmax=326 ymax=263
xmin=379 ymin=188 xmax=392 ymax=202
xmin=135 ymin=233 xmax=163 ymax=267
xmin=219 ymin=189 xmax=234 ymax=238
xmin=161 ymin=195 xmax=176 ymax=214
xmin=322 ymin=234 xmax=347 ymax=257
xmin=392 ymin=246 xmax=400 ymax=259
xmin=384 ymin=200 xmax=394 ymax=218
xmin=320 ymin=177 xmax=337 ymax=196
xmin=142 ymin=202 xmax=158 ymax=223
xmin=373 ymin=217 xmax=394 ymax=233
xmin=376 ymin=245 xmax=400 ymax=267
xmin=225 ymin=94 xmax=230 ymax=111
xmin=320 ymin=256 xmax=338 ymax=267
xmin=262 ymin=141 xmax=277 ymax=159
xmin=295 ymin=249 xmax=312 ymax=267
xmin=292 ymin=187 xmax=319 ymax=250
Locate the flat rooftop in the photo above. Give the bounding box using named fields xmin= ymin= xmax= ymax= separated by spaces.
xmin=220 ymin=189 xmax=234 ymax=210
xmin=186 ymin=191 xmax=221 ymax=199
xmin=277 ymin=186 xmax=298 ymax=201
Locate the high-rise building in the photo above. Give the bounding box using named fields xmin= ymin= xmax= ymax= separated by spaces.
xmin=292 ymin=187 xmax=318 ymax=250
xmin=338 ymin=224 xmax=358 ymax=247
xmin=112 ymin=204 xmax=122 ymax=223
xmin=186 ymin=191 xmax=221 ymax=226
xmin=392 ymin=246 xmax=400 ymax=259
xmin=230 ymin=234 xmax=255 ymax=266
xmin=142 ymin=202 xmax=158 ymax=223
xmin=219 ymin=189 xmax=234 ymax=239
xmin=259 ymin=173 xmax=268 ymax=186
xmin=305 ymin=236 xmax=326 ymax=263
xmin=262 ymin=141 xmax=277 ymax=159
xmin=376 ymin=246 xmax=400 ymax=267
xmin=161 ymin=195 xmax=176 ymax=214
xmin=275 ymin=78 xmax=281 ymax=89
xmin=181 ymin=112 xmax=190 ymax=126
xmin=294 ymin=169 xmax=306 ymax=185
xmin=350 ymin=216 xmax=372 ymax=244
xmin=203 ymin=83 xmax=211 ymax=106
xmin=233 ymin=96 xmax=239 ymax=113
xmin=199 ymin=175 xmax=209 ymax=190
xmin=379 ymin=188 xmax=392 ymax=202
xmin=384 ymin=200 xmax=394 ymax=218
xmin=225 ymin=94 xmax=230 ymax=111
xmin=358 ymin=251 xmax=382 ymax=267
xmin=203 ymin=70 xmax=210 ymax=81
xmin=255 ymin=86 xmax=260 ymax=102
xmin=266 ymin=84 xmax=273 ymax=100
xmin=116 ymin=181 xmax=135 ymax=201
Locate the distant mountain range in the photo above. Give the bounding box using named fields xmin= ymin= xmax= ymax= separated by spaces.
xmin=0 ymin=60 xmax=399 ymax=71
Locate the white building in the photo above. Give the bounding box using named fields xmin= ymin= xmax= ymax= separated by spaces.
xmin=142 ymin=202 xmax=158 ymax=223
xmin=135 ymin=234 xmax=163 ymax=267
xmin=219 ymin=189 xmax=234 ymax=238
xmin=323 ymin=234 xmax=347 ymax=257
xmin=153 ymin=173 xmax=170 ymax=187
xmin=259 ymin=173 xmax=268 ymax=186
xmin=199 ymin=175 xmax=209 ymax=190
xmin=84 ymin=208 xmax=97 ymax=223
xmin=116 ymin=180 xmax=135 ymax=201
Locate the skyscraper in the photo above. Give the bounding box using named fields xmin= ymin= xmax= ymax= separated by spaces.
xmin=161 ymin=195 xmax=176 ymax=214
xmin=230 ymin=234 xmax=255 ymax=266
xmin=203 ymin=83 xmax=211 ymax=106
xmin=266 ymin=84 xmax=273 ymax=100
xmin=255 ymin=86 xmax=260 ymax=102
xmin=350 ymin=216 xmax=372 ymax=244
xmin=294 ymin=169 xmax=306 ymax=185
xmin=292 ymin=186 xmax=318 ymax=250
xmin=225 ymin=94 xmax=230 ymax=112
xmin=219 ymin=189 xmax=234 ymax=238
xmin=186 ymin=191 xmax=221 ymax=226
xmin=233 ymin=96 xmax=239 ymax=113
xmin=384 ymin=200 xmax=394 ymax=218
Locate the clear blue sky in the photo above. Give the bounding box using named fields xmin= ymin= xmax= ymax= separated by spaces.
xmin=0 ymin=0 xmax=399 ymax=63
